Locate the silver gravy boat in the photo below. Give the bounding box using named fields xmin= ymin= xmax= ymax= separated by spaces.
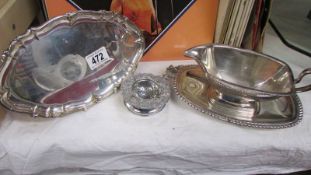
xmin=170 ymin=44 xmax=310 ymax=128
xmin=185 ymin=44 xmax=311 ymax=99
xmin=166 ymin=65 xmax=302 ymax=129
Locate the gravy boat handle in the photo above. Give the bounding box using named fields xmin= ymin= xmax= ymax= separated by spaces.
xmin=294 ymin=68 xmax=311 ymax=93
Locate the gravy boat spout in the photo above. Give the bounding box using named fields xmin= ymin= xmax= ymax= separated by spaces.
xmin=184 ymin=45 xmax=218 ymax=80
xmin=184 ymin=45 xmax=213 ymax=63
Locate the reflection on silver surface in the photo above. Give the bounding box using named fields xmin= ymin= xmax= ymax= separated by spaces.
xmin=0 ymin=11 xmax=145 ymax=117
xmin=121 ymin=74 xmax=170 ymax=116
xmin=185 ymin=44 xmax=311 ymax=98
xmin=166 ymin=65 xmax=303 ymax=129
xmin=32 ymin=54 xmax=87 ymax=91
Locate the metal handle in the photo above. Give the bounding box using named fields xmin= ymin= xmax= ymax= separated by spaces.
xmin=294 ymin=68 xmax=311 ymax=93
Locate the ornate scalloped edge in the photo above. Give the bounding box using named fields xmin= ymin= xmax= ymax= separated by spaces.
xmin=166 ymin=65 xmax=303 ymax=129
xmin=0 ymin=10 xmax=145 ymax=117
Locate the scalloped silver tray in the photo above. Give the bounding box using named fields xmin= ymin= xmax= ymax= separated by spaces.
xmin=166 ymin=65 xmax=303 ymax=129
xmin=0 ymin=10 xmax=145 ymax=117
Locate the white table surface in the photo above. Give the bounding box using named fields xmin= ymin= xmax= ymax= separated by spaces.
xmin=0 ymin=26 xmax=311 ymax=175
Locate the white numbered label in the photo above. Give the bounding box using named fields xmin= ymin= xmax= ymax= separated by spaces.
xmin=85 ymin=47 xmax=113 ymax=70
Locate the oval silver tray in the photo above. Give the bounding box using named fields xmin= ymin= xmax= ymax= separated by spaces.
xmin=166 ymin=65 xmax=303 ymax=129
xmin=0 ymin=11 xmax=145 ymax=117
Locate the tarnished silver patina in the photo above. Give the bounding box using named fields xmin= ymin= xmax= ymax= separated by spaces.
xmin=121 ymin=73 xmax=170 ymax=116
xmin=185 ymin=44 xmax=311 ymax=99
xmin=0 ymin=10 xmax=145 ymax=117
xmin=166 ymin=65 xmax=303 ymax=129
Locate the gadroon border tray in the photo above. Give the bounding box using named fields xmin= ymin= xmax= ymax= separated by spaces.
xmin=166 ymin=65 xmax=303 ymax=129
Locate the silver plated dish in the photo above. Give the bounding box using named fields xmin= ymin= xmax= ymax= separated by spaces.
xmin=166 ymin=65 xmax=303 ymax=129
xmin=185 ymin=44 xmax=311 ymax=99
xmin=0 ymin=10 xmax=145 ymax=117
xmin=121 ymin=73 xmax=170 ymax=116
